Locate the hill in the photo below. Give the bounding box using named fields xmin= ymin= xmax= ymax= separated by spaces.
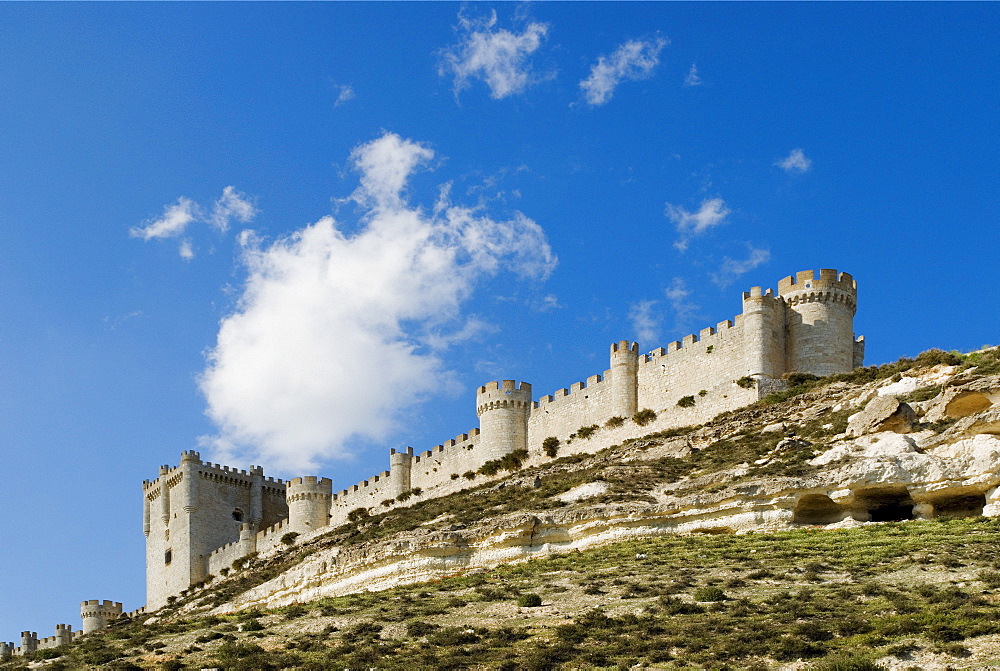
xmin=5 ymin=346 xmax=1000 ymax=670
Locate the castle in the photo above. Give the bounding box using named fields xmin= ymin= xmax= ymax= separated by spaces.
xmin=2 ymin=268 xmax=864 ymax=654
xmin=140 ymin=268 xmax=863 ymax=610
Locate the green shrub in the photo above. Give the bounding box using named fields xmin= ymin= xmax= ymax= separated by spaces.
xmin=462 ymin=471 xmax=476 ymax=480
xmin=479 ymin=449 xmax=529 ymax=476
xmin=396 ymin=491 xmax=412 ymax=502
xmin=281 ymin=531 xmax=300 ymax=545
xmin=347 ymin=507 xmax=370 ymax=522
xmin=604 ymin=416 xmax=626 ymax=428
xmin=677 ymin=395 xmax=696 ymax=408
xmin=698 ymin=389 xmax=707 ymax=397
xmin=576 ymin=424 xmax=599 ymax=439
xmin=735 ymin=376 xmax=755 ymax=389
xmin=633 ymin=408 xmax=657 ymax=426
xmin=241 ymin=618 xmax=264 ymax=632
xmin=542 ymin=436 xmax=560 ymax=458
xmin=516 ymin=593 xmax=543 ymax=607
xmin=692 ymin=586 xmax=727 ymax=602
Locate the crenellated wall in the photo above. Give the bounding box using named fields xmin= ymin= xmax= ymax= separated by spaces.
xmin=142 ymin=268 xmax=864 ymax=614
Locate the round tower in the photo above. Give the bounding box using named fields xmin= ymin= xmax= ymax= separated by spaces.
xmin=740 ymin=286 xmax=784 ymax=379
xmin=19 ymin=632 xmax=37 ymax=655
xmin=779 ymin=269 xmax=858 ymax=377
xmin=609 ymin=341 xmax=639 ymax=419
xmin=388 ymin=447 xmax=413 ymax=499
xmin=476 ymin=380 xmax=532 ymax=461
xmin=80 ymin=600 xmax=122 ymax=634
xmin=286 ymin=476 xmax=333 ymax=533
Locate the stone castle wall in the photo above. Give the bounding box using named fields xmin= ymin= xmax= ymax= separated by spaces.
xmin=144 ymin=268 xmax=864 ymax=611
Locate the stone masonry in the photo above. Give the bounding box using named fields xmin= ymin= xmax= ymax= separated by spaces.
xmin=141 ymin=268 xmax=864 ymax=610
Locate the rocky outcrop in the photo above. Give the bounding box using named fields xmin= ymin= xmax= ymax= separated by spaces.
xmin=847 ymin=396 xmax=916 ymax=437
xmin=183 ymin=358 xmax=1000 ymax=617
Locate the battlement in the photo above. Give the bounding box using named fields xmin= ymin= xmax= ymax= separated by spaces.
xmin=142 ymin=267 xmax=863 ymax=614
xmin=477 ymin=379 xmax=532 ymax=395
xmin=610 ymin=340 xmax=639 ymax=355
xmin=778 ymin=268 xmax=856 ymax=295
xmin=286 ymin=476 xmax=333 ymax=501
xmin=79 ymin=600 xmax=121 ymax=611
xmin=476 ymin=380 xmax=533 ymax=416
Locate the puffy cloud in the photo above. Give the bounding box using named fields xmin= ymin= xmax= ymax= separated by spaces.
xmin=334 ymin=84 xmax=355 ymax=107
xmin=438 ymin=10 xmax=549 ymax=100
xmin=666 ymin=197 xmax=731 ymax=251
xmin=628 ymin=299 xmax=661 ymax=345
xmin=711 ymin=246 xmax=771 ymax=288
xmin=580 ymin=37 xmax=667 ymax=106
xmin=130 ymin=197 xmax=201 ymax=241
xmin=776 ymin=148 xmax=812 ymax=173
xmin=210 ymin=186 xmax=257 ymax=233
xmin=684 ymin=63 xmax=702 ymax=87
xmin=198 ymin=132 xmax=557 ymax=472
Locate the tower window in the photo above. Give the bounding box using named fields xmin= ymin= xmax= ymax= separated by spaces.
xmin=232 ymin=509 xmax=244 ymax=522
xmin=164 ymin=549 xmax=172 ymax=565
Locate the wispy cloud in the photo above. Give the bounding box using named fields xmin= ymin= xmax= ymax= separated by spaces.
xmin=198 ymin=132 xmax=557 ymax=472
xmin=132 ymin=187 xmax=257 ymax=258
xmin=711 ymin=245 xmax=771 ymax=288
xmin=776 ymin=148 xmax=812 ymax=173
xmin=628 ymin=299 xmax=661 ymax=345
xmin=210 ymin=186 xmax=257 ymax=233
xmin=438 ymin=10 xmax=549 ymax=100
xmin=666 ymin=197 xmax=731 ymax=251
xmin=664 ymin=277 xmax=701 ymax=335
xmin=684 ymin=63 xmax=702 ymax=87
xmin=130 ymin=197 xmax=201 ymax=241
xmin=580 ymin=37 xmax=667 ymax=106
xmin=334 ymin=84 xmax=355 ymax=107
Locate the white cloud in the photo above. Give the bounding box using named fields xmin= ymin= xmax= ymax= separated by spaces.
xmin=776 ymin=148 xmax=812 ymax=173
xmin=684 ymin=63 xmax=702 ymax=87
xmin=711 ymin=246 xmax=771 ymax=288
xmin=210 ymin=186 xmax=258 ymax=233
xmin=438 ymin=10 xmax=549 ymax=100
xmin=628 ymin=299 xmax=661 ymax=345
xmin=130 ymin=197 xmax=201 ymax=241
xmin=133 ymin=187 xmax=257 ymax=258
xmin=334 ymin=84 xmax=355 ymax=107
xmin=580 ymin=37 xmax=667 ymax=106
xmin=666 ymin=197 xmax=731 ymax=251
xmin=664 ymin=277 xmax=701 ymax=335
xmin=198 ymin=132 xmax=557 ymax=473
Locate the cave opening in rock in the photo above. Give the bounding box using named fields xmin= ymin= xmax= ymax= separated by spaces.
xmin=857 ymin=488 xmax=914 ymax=522
xmin=793 ymin=494 xmax=847 ymax=525
xmin=931 ymin=492 xmax=986 ymax=518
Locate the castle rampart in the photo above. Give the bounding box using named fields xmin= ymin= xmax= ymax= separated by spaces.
xmin=141 ymin=268 xmax=864 ymax=613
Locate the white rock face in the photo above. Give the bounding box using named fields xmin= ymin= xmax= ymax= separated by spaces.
xmin=557 ymin=481 xmax=609 ymax=502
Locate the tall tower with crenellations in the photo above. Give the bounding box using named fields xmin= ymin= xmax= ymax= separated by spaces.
xmin=779 ymin=269 xmax=862 ymax=377
xmin=476 ymin=380 xmax=532 ymax=461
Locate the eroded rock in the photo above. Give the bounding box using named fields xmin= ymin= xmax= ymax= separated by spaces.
xmin=846 ymin=396 xmax=916 ymax=437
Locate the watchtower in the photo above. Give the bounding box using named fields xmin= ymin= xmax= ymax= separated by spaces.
xmin=779 ymin=269 xmax=859 ymax=376
xmin=80 ymin=600 xmax=122 ymax=634
xmin=388 ymin=447 xmax=414 ymax=499
xmin=476 ymin=380 xmax=532 ymax=461
xmin=609 ymin=341 xmax=639 ymax=418
xmin=286 ymin=476 xmax=333 ymax=533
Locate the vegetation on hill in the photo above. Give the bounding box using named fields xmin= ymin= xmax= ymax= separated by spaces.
xmin=5 ymin=347 xmax=999 ymax=670
xmin=9 ymin=519 xmax=1000 ymax=669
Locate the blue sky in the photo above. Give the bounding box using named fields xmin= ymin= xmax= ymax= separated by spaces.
xmin=1 ymin=3 xmax=997 ymax=638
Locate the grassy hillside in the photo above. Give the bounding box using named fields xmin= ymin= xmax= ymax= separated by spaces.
xmin=8 ymin=519 xmax=1000 ymax=669
xmin=6 ymin=348 xmax=1000 ymax=670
